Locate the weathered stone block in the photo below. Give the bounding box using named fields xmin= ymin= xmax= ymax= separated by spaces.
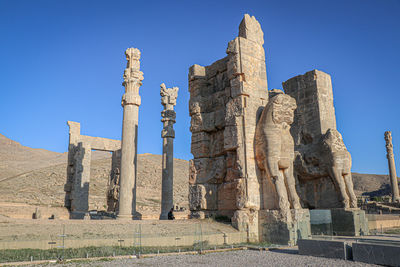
xmin=190 ymin=112 xmax=216 ymax=133
xmin=225 ymin=98 xmax=244 ymax=127
xmin=298 ymin=239 xmax=351 ymax=260
xmin=189 ymin=184 xmax=217 ymax=210
xmin=191 ymin=132 xmax=210 ymax=158
xmin=209 ymin=131 xmax=225 ymax=157
xmin=217 ymin=179 xmax=246 ymax=210
xmin=189 ymin=64 xmax=206 ymax=81
xmin=224 ymin=125 xmax=241 ymax=150
xmin=331 ymin=208 xmax=369 ymax=236
xmin=238 ymin=14 xmax=264 ymax=45
xmin=259 ymin=209 xmax=311 ymax=245
xmin=189 ymin=157 xmax=226 ymax=185
xmin=353 ymin=243 xmax=400 ymax=266
xmin=205 ymin=57 xmax=228 ymax=79
xmin=232 ymin=209 xmax=259 ymax=242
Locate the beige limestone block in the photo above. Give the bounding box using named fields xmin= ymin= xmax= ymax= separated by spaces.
xmin=238 ymin=14 xmax=264 ymax=45
xmin=189 ymin=184 xmax=217 ymax=210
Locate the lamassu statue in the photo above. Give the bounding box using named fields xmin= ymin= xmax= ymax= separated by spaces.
xmin=255 ymin=93 xmax=301 ymax=221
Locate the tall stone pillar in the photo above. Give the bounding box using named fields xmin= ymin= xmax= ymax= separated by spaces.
xmin=117 ymin=48 xmax=144 ymax=219
xmin=385 ymin=131 xmax=400 ymax=203
xmin=159 ymin=83 xmax=178 ymax=219
xmin=70 ymin=142 xmax=91 ymax=218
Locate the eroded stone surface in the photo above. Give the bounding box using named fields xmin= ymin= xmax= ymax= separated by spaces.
xmin=255 ymin=93 xmax=301 ymax=222
xmin=188 ymin=14 xmax=268 ymax=223
xmin=283 ymin=70 xmax=357 ymax=209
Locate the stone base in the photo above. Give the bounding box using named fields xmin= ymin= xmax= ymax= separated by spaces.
xmin=298 ymin=239 xmax=352 ymax=260
xmin=309 ymin=209 xmax=333 ymax=235
xmin=70 ymin=211 xmax=86 ymax=219
xmin=331 ymin=208 xmax=368 ymax=236
xmin=232 ymin=210 xmax=259 ymax=243
xmin=116 ymin=212 xmax=142 ymax=220
xmin=258 ymin=209 xmax=311 ymax=245
xmin=353 ymin=242 xmax=400 ymax=266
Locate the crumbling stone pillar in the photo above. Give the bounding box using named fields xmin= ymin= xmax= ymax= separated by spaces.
xmin=159 ymin=83 xmax=178 ymax=219
xmin=283 ymin=70 xmax=357 ymax=209
xmin=188 ymin=14 xmax=268 ymax=241
xmin=385 ymin=131 xmax=400 ymax=203
xmin=66 ymin=121 xmax=91 ymax=219
xmin=65 ymin=121 xmax=81 ymax=209
xmin=70 ymin=142 xmax=91 ymax=218
xmin=118 ymin=48 xmax=143 ymax=219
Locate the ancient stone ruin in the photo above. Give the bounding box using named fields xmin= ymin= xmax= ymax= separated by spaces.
xmin=385 ymin=131 xmax=400 ymax=203
xmin=283 ymin=70 xmax=357 ymax=209
xmin=65 ymin=47 xmax=144 ymax=219
xmin=188 ymin=14 xmax=365 ymax=243
xmin=63 ymin=14 xmax=367 ymax=243
xmin=160 ymin=83 xmax=179 ymax=219
xmin=65 ymin=121 xmax=121 ymax=219
xmin=188 ymin=15 xmax=268 ymax=228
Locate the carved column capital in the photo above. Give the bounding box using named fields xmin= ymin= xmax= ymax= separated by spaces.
xmin=160 ymin=83 xmax=179 ymax=108
xmin=385 ymin=131 xmax=394 ymax=157
xmin=160 ymin=83 xmax=178 ymax=139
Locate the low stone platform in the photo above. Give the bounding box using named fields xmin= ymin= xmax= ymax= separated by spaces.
xmin=298 ymin=239 xmax=351 ymax=260
xmin=353 ymin=242 xmax=400 ymax=266
xmin=299 ymin=235 xmax=400 ymax=266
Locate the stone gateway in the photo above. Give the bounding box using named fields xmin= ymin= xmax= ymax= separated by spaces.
xmin=188 ymin=14 xmax=363 ymax=243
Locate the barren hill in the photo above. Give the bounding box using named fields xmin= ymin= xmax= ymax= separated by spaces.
xmin=0 ymin=134 xmax=189 ymax=215
xmin=0 ymin=133 xmax=65 ymax=180
xmin=0 ymin=133 xmax=396 ymax=218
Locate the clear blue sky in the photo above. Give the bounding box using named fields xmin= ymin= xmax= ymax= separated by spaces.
xmin=0 ymin=0 xmax=399 ymax=175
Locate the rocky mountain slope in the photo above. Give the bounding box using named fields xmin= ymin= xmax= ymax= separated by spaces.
xmin=0 ymin=134 xmax=396 ymax=216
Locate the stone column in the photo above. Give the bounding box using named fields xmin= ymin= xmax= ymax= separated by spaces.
xmin=385 ymin=131 xmax=400 ymax=203
xmin=159 ymin=83 xmax=178 ymax=219
xmin=117 ymin=48 xmax=144 ymax=219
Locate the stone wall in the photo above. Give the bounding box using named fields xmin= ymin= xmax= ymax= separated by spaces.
xmin=189 ymin=14 xmax=268 ymax=228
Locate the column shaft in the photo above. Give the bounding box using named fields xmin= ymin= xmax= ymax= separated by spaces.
xmin=159 ymin=83 xmax=178 ymax=219
xmin=385 ymin=131 xmax=400 ymax=203
xmin=118 ymin=104 xmax=139 ymax=218
xmin=388 ymin=155 xmax=400 ymax=202
xmin=160 ymin=136 xmax=174 ymax=219
xmin=117 ymin=47 xmax=143 ymax=219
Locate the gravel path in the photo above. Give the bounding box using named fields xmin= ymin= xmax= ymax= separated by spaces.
xmin=40 ymin=249 xmax=378 ymax=267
